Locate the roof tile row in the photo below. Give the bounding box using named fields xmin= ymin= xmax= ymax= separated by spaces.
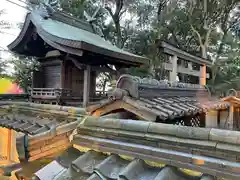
xmin=90 ymin=75 xmax=229 ymax=122
xmin=33 ymin=147 xmax=214 ymax=180
xmin=0 ymin=115 xmax=54 ymax=135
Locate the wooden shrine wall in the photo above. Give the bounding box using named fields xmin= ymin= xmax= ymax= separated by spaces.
xmin=43 ymin=65 xmax=61 ymax=88
xmin=64 ymin=61 xmax=96 ymax=97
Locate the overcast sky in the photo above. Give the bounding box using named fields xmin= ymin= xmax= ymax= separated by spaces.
xmin=0 ymin=0 xmax=27 ymax=53
xmin=0 ymin=0 xmax=28 ymax=73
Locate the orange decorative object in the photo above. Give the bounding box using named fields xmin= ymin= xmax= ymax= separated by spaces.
xmin=200 ymin=63 xmax=206 ymax=86
xmin=0 ymin=78 xmax=23 ymax=94
xmin=0 ymin=78 xmax=23 ymax=166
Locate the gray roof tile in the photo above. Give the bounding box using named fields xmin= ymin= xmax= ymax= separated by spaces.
xmin=71 ymin=150 xmax=107 ymax=174
xmin=0 ymin=115 xmax=53 ymax=135
xmin=94 ymin=154 xmax=129 ymax=179
xmin=119 ymin=159 xmax=160 ymax=180
xmin=34 ymin=148 xmax=211 ymax=180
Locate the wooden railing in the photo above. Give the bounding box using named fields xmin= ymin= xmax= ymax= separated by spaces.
xmin=30 ymin=88 xmax=108 ymax=99
xmin=95 ymin=90 xmax=108 ymax=97
xmin=30 ymin=88 xmax=72 ymax=99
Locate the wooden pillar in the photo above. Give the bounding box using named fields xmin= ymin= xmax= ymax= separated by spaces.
xmin=205 ymin=110 xmax=218 ymax=128
xmin=169 ymin=55 xmax=178 ymax=81
xmin=90 ymin=71 xmax=96 ymax=97
xmin=83 ymin=65 xmax=91 ymax=107
xmin=228 ymin=105 xmax=234 ymax=130
xmin=60 ymin=60 xmax=65 ymax=89
xmin=200 ymin=63 xmax=206 ymax=85
xmin=219 ymin=109 xmax=229 ymax=129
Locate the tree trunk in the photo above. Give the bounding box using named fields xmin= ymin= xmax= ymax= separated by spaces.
xmin=102 ymin=79 xmax=107 ymax=94
xmin=201 ymin=45 xmax=207 ymax=59
xmin=211 ymin=31 xmax=228 ymax=85
xmin=114 ymin=19 xmax=123 ymax=48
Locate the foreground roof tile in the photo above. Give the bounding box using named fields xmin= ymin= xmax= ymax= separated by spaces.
xmin=33 ymin=148 xmax=215 ymax=180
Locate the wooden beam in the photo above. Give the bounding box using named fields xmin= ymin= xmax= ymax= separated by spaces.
xmin=160 ymin=41 xmax=212 ymax=66
xmin=83 ymin=65 xmax=91 ymax=107
xmin=90 ymin=66 xmax=116 ymax=73
xmin=169 ymin=55 xmax=178 ymax=81
xmin=60 ymin=60 xmax=65 ymax=89
xmin=164 ymin=63 xmax=210 ymax=78
xmin=41 ymin=60 xmax=62 ymax=66
xmin=228 ymin=105 xmax=234 ymax=130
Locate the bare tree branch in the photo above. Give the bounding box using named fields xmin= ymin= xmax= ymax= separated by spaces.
xmin=119 ymin=9 xmax=127 ymax=19
xmin=204 ymin=29 xmax=212 ymax=46
xmin=191 ymin=25 xmax=204 ymax=46
xmin=114 ymin=0 xmax=124 ymax=18
xmin=105 ymin=6 xmax=114 ymax=18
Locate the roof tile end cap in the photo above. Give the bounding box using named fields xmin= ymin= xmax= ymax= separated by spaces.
xmin=209 ymin=128 xmax=240 ymax=145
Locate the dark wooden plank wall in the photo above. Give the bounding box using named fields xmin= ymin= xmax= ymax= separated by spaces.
xmin=90 ymin=71 xmax=96 ymax=97
xmin=32 ymin=68 xmax=44 ymax=88
xmin=34 ymin=57 xmax=97 ymax=98
xmin=44 ymin=65 xmax=61 ymax=88
xmin=71 ymin=64 xmax=84 ymax=96
xmin=64 ymin=60 xmax=96 ymax=97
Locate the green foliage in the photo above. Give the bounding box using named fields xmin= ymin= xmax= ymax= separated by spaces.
xmin=125 ymin=65 xmax=151 ymax=78
xmin=11 ymin=56 xmax=39 ymax=92
xmin=0 ymin=59 xmax=6 ymax=75
xmin=10 ymin=0 xmax=240 ymax=95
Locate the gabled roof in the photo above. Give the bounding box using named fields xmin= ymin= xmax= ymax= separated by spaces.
xmin=221 ymin=96 xmax=240 ymax=105
xmin=0 ymin=102 xmax=85 ymax=135
xmin=8 ymin=8 xmax=148 ymax=67
xmin=88 ymin=75 xmax=229 ymax=123
xmin=0 ymin=102 xmax=85 ymax=163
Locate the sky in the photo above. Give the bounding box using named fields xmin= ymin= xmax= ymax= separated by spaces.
xmin=0 ymin=0 xmax=28 ymax=73
xmin=0 ymin=0 xmax=28 ymax=58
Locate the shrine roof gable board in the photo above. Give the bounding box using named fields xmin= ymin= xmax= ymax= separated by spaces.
xmin=8 ymin=8 xmax=148 ymax=67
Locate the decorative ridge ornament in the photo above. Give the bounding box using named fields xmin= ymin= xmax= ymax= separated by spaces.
xmin=116 ymin=74 xmax=206 ymax=89
xmin=83 ymin=0 xmax=105 ymax=37
xmin=111 ymin=74 xmax=209 ymax=99
xmin=29 ymin=0 xmax=59 ymax=18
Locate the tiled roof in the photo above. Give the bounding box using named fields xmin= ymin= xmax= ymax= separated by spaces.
xmin=0 ymin=114 xmax=55 ymax=135
xmin=0 ymin=102 xmax=86 ymax=135
xmin=122 ymin=96 xmax=227 ymax=121
xmin=33 ymin=147 xmax=214 ymax=180
xmin=71 ymin=117 xmax=240 ymax=179
xmin=8 ymin=8 xmax=147 ymax=66
xmin=0 ymin=102 xmax=85 ymax=164
xmin=88 ymin=75 xmax=229 ymax=124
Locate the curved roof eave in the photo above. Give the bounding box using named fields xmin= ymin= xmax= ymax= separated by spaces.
xmin=8 ymin=13 xmax=32 ymax=51
xmin=8 ymin=11 xmax=149 ymax=66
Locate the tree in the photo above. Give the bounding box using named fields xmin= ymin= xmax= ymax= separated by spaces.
xmin=11 ymin=56 xmax=39 ymax=92
xmin=0 ymin=58 xmax=6 ymax=76
xmin=24 ymin=0 xmax=240 ymax=95
xmin=0 ymin=9 xmax=11 ymax=76
xmin=0 ymin=9 xmax=11 ymax=32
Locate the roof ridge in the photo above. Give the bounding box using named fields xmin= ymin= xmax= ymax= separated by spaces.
xmin=111 ymin=74 xmax=209 ymax=99
xmin=117 ymin=74 xmax=206 ymax=89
